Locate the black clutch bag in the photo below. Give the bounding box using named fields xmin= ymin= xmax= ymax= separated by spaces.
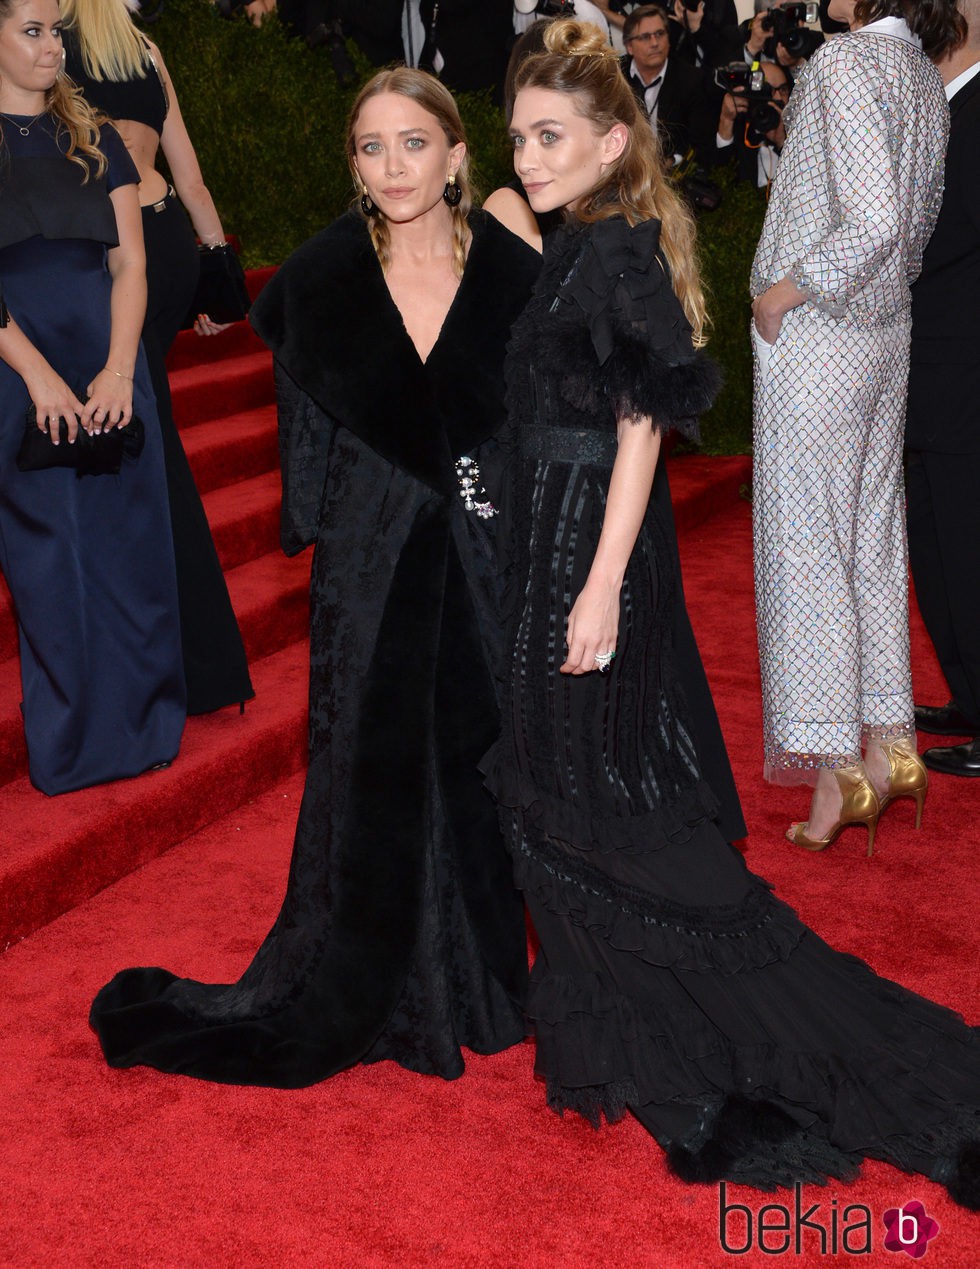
xmin=17 ymin=404 xmax=145 ymax=477
xmin=181 ymin=242 xmax=251 ymax=328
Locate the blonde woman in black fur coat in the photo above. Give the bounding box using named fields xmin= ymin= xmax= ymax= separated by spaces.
xmin=91 ymin=69 xmax=540 ymax=1089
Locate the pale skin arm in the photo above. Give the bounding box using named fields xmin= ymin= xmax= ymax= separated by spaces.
xmin=0 ymin=319 xmax=88 ymax=444
xmin=84 ymin=181 xmax=147 ymax=432
xmin=151 ymin=41 xmax=231 ymax=336
xmin=562 ymin=417 xmax=662 ymax=675
xmin=751 ymin=274 xmax=806 ymax=344
xmin=482 ymin=187 xmax=543 ymax=253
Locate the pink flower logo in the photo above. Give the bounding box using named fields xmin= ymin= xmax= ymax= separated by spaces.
xmin=882 ymin=1201 xmax=941 ymax=1259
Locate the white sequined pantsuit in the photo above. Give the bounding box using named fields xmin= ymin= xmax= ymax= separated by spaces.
xmin=749 ymin=23 xmax=949 ymax=784
xmin=753 ymin=309 xmax=914 ymax=784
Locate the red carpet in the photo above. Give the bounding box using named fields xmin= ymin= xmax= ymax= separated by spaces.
xmin=0 ymin=310 xmax=976 ymax=1266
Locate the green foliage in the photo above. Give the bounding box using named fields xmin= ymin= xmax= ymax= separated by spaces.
xmin=695 ymin=168 xmax=766 ymax=454
xmin=148 ymin=0 xmax=759 ymax=453
xmin=149 ymin=1 xmax=367 ymax=264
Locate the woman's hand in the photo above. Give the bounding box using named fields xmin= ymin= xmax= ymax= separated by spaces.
xmin=561 ymin=580 xmax=621 ymax=676
xmin=751 ymin=274 xmax=806 ymax=345
xmin=193 ymin=313 xmax=233 ymax=337
xmin=82 ymin=368 xmax=133 ymax=433
xmin=25 ymin=367 xmax=87 ymax=445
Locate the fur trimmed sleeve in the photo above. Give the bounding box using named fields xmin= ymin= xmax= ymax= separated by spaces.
xmin=557 ymin=219 xmax=720 ymax=441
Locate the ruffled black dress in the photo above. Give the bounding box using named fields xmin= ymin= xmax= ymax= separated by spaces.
xmin=483 ymin=217 xmax=980 ymax=1204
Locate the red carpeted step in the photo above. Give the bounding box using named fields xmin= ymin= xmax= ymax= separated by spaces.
xmin=0 ymin=550 xmax=310 ymax=790
xmin=164 ymin=267 xmax=276 ymax=374
xmin=165 ymin=319 xmax=268 ymax=374
xmin=205 ymin=471 xmax=282 ymax=571
xmin=228 ymin=549 xmax=310 ymax=663
xmin=170 ymin=350 xmax=274 ymax=430
xmin=181 ymin=404 xmax=279 ymax=496
xmin=0 ymin=639 xmax=311 ymax=951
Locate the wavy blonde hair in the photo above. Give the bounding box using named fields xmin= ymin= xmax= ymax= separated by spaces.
xmin=515 ymin=18 xmax=707 ymax=345
xmin=0 ymin=0 xmax=107 ymax=180
xmin=60 ymin=0 xmax=150 ymax=81
xmin=346 ymin=68 xmax=473 ymax=279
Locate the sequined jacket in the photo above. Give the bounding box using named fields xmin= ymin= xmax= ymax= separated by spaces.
xmin=750 ymin=25 xmax=949 ymax=324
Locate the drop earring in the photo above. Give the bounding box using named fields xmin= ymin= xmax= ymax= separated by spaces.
xmin=443 ymin=172 xmax=462 ymax=207
xmin=360 ymin=185 xmax=377 ymax=216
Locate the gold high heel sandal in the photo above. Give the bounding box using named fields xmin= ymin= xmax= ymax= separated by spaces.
xmin=786 ymin=767 xmax=881 ymax=857
xmin=875 ymin=737 xmax=928 ymax=829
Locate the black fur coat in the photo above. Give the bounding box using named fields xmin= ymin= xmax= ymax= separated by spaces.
xmin=88 ymin=210 xmax=540 ymax=1088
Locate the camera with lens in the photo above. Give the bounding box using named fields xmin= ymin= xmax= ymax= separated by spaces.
xmin=713 ymin=63 xmax=783 ymax=144
xmin=761 ymin=2 xmax=824 ymax=60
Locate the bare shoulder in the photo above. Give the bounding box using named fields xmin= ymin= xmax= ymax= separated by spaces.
xmin=482 ymin=187 xmax=543 ymax=254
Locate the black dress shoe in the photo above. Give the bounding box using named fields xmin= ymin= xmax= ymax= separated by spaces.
xmin=914 ymin=702 xmax=980 ymax=736
xmin=922 ymin=738 xmax=980 ymax=777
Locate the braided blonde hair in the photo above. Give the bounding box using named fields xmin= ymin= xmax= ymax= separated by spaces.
xmin=515 ymin=18 xmax=707 ymax=345
xmin=345 ymin=68 xmax=473 ymax=278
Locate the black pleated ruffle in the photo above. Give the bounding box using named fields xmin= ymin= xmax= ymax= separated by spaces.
xmin=517 ymin=834 xmax=980 ymax=1194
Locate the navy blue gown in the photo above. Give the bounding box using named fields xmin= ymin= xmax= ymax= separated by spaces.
xmin=0 ymin=115 xmax=185 ymax=795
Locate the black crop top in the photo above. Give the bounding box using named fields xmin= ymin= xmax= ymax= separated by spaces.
xmin=0 ymin=114 xmax=138 ymax=252
xmin=62 ymin=28 xmax=168 ymax=137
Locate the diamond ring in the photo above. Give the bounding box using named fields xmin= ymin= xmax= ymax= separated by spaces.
xmin=594 ymin=650 xmax=616 ymax=672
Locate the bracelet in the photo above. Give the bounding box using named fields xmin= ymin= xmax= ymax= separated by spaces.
xmin=106 ymin=368 xmax=133 ymax=381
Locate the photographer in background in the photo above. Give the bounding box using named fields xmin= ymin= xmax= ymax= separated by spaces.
xmin=739 ymin=0 xmax=824 ymax=77
xmin=620 ymin=4 xmax=715 ymax=162
xmin=597 ymin=0 xmax=738 ymax=61
xmin=714 ymin=58 xmax=791 ymax=187
xmin=665 ymin=0 xmax=739 ymax=68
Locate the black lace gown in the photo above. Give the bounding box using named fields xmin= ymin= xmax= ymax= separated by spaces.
xmin=482 ymin=217 xmax=980 ymax=1204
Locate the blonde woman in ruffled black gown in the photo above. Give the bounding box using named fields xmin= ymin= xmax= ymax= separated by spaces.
xmin=484 ymin=17 xmax=980 ymax=1207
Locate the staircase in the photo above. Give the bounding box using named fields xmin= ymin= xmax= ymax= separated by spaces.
xmin=0 ymin=271 xmax=751 ymax=951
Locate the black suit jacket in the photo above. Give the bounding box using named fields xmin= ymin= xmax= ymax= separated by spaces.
xmin=620 ymin=54 xmax=713 ymax=164
xmin=907 ymin=70 xmax=980 ymax=452
xmin=669 ymin=0 xmax=739 ymax=70
xmin=419 ymin=0 xmax=512 ymax=94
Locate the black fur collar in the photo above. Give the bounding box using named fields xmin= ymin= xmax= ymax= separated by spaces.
xmin=251 ymin=209 xmax=539 ymax=494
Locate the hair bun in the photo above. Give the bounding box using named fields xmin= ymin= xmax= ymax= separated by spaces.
xmin=543 ymin=17 xmax=618 ymax=61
